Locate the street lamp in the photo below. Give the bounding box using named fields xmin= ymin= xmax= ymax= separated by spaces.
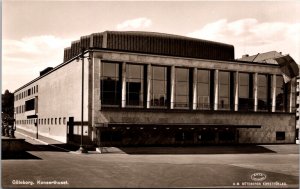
xmin=35 ymin=118 xmax=38 ymax=139
xmin=76 ymin=48 xmax=89 ymax=154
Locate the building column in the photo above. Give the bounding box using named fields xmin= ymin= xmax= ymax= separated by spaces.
xmin=146 ymin=64 xmax=152 ymax=109
xmin=289 ymin=79 xmax=295 ymax=113
xmin=253 ymin=73 xmax=258 ymax=112
xmin=121 ymin=62 xmax=126 ymax=108
xmin=170 ymin=66 xmax=175 ymax=109
xmin=214 ymin=70 xmax=219 ymax=110
xmin=234 ymin=71 xmax=239 ymax=111
xmin=271 ymin=74 xmax=276 ymax=112
xmin=92 ymin=57 xmax=101 ymax=142
xmin=192 ymin=68 xmax=198 ymax=110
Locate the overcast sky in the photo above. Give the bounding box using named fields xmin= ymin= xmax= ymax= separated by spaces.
xmin=2 ymin=1 xmax=300 ymax=93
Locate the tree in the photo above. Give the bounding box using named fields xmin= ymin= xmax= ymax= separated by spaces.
xmin=2 ymin=90 xmax=14 ymax=121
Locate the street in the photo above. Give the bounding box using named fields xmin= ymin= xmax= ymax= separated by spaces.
xmin=2 ymin=131 xmax=299 ymax=188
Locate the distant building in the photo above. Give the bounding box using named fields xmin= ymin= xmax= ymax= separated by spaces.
xmin=14 ymin=31 xmax=298 ymax=146
xmin=238 ymin=51 xmax=283 ymax=63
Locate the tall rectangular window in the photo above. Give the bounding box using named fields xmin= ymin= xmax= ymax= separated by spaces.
xmin=197 ymin=69 xmax=210 ymax=109
xmin=239 ymin=73 xmax=253 ymax=111
xmin=126 ymin=64 xmax=144 ymax=107
xmin=257 ymin=74 xmax=268 ymax=111
xmin=219 ymin=71 xmax=230 ymax=110
xmin=151 ymin=66 xmax=167 ymax=108
xmin=175 ymin=68 xmax=189 ymax=108
xmin=276 ymin=76 xmax=287 ymax=112
xmin=101 ymin=62 xmax=121 ymax=106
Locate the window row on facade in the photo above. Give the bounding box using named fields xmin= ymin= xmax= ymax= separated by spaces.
xmin=101 ymin=62 xmax=292 ymax=112
xmin=15 ymin=85 xmax=38 ymax=101
xmin=16 ymin=117 xmax=67 ymax=125
xmin=15 ymin=105 xmax=25 ymax=114
xmin=15 ymin=98 xmax=37 ymax=114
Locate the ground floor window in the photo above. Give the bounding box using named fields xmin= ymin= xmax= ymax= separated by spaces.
xmin=197 ymin=130 xmax=215 ymax=141
xmin=219 ymin=129 xmax=235 ymax=141
xmin=101 ymin=131 xmax=123 ymax=142
xmin=175 ymin=131 xmax=193 ymax=141
xmin=276 ymin=131 xmax=285 ymax=140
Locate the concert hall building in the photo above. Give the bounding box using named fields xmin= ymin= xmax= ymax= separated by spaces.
xmin=14 ymin=31 xmax=298 ymax=146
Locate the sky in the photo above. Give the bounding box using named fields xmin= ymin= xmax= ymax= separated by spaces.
xmin=2 ymin=1 xmax=300 ymax=93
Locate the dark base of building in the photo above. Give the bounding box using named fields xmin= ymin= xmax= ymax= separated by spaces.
xmin=101 ymin=126 xmax=238 ymax=147
xmin=68 ymin=126 xmax=243 ymax=147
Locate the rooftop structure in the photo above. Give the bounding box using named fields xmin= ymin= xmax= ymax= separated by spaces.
xmin=63 ymin=31 xmax=235 ymax=62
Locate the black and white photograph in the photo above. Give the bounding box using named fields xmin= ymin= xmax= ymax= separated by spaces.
xmin=1 ymin=1 xmax=300 ymax=188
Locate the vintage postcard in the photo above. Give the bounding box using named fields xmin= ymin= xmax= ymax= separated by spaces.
xmin=2 ymin=1 xmax=299 ymax=188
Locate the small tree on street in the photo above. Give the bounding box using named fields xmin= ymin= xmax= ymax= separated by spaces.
xmin=2 ymin=90 xmax=14 ymax=123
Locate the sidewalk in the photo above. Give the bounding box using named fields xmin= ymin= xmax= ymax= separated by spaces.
xmin=15 ymin=128 xmax=79 ymax=152
xmin=15 ymin=128 xmax=64 ymax=145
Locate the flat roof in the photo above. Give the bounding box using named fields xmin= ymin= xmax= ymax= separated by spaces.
xmin=64 ymin=31 xmax=235 ymax=62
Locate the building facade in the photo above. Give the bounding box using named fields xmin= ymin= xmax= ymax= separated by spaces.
xmin=14 ymin=31 xmax=298 ymax=146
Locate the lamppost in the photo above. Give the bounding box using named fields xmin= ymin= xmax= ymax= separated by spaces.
xmin=35 ymin=117 xmax=38 ymax=139
xmin=14 ymin=112 xmax=16 ymax=130
xmin=77 ymin=48 xmax=89 ymax=153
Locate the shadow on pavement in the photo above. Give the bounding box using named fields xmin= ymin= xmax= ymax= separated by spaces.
xmin=50 ymin=143 xmax=81 ymax=151
xmin=117 ymin=145 xmax=276 ymax=155
xmin=1 ymin=141 xmax=79 ymax=160
xmin=2 ymin=151 xmax=41 ymax=160
xmin=23 ymin=141 xmax=68 ymax=152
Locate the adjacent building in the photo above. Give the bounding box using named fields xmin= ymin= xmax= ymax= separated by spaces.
xmin=14 ymin=31 xmax=298 ymax=146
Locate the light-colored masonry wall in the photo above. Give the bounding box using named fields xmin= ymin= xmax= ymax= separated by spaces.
xmin=102 ymin=110 xmax=295 ymax=144
xmin=15 ymin=84 xmax=39 ymax=137
xmin=15 ymin=58 xmax=89 ymax=143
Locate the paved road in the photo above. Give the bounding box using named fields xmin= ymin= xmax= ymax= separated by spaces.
xmin=2 ymin=132 xmax=299 ymax=188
